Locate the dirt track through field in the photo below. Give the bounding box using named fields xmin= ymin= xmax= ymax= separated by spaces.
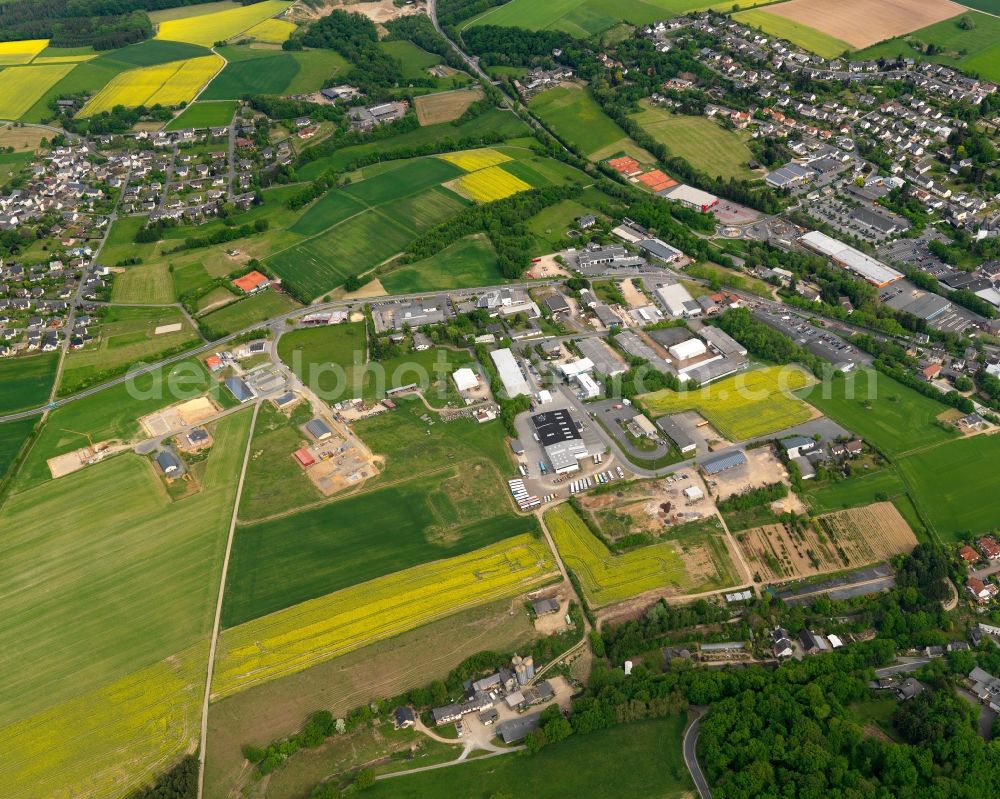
xmin=767 ymin=0 xmax=966 ymax=48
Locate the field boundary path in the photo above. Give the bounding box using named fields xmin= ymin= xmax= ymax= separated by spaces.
xmin=197 ymin=401 xmax=260 ymax=799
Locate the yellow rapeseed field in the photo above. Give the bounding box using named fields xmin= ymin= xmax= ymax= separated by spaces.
xmin=0 ymin=64 xmax=75 ymax=119
xmin=439 ymin=148 xmax=512 ymax=172
xmin=0 ymin=642 xmax=206 ymax=799
xmin=0 ymin=39 xmax=49 ymax=65
xmin=32 ymin=54 xmax=98 ymax=64
xmin=156 ymin=0 xmax=291 ymax=47
xmin=454 ymin=164 xmax=532 ymax=202
xmin=639 ymin=365 xmax=815 ymax=441
xmin=545 ymin=503 xmax=692 ymax=608
xmin=79 ymin=54 xmax=224 ymax=116
xmin=245 ymin=17 xmax=298 ymax=43
xmin=212 ymin=534 xmax=556 ymax=699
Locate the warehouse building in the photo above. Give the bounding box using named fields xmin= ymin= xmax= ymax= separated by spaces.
xmin=452 ymin=367 xmax=480 ymax=393
xmin=656 ymin=283 xmax=696 ymax=317
xmin=636 ymin=237 xmax=684 ymax=264
xmin=765 ymin=162 xmax=815 ymax=189
xmin=224 ymin=375 xmax=255 ymax=403
xmin=532 ymin=409 xmax=589 ymax=473
xmin=799 ymin=230 xmax=903 ymax=288
xmin=576 ymin=337 xmax=627 ymax=376
xmin=305 ymin=418 xmax=333 ymax=441
xmin=697 ymin=326 xmax=747 ymax=358
xmin=701 ymin=449 xmax=747 ymax=475
xmin=490 ymin=348 xmax=531 ymax=398
xmin=615 ymin=330 xmax=673 ymax=374
xmin=668 ymin=338 xmax=707 ymax=362
xmin=657 ymin=416 xmax=696 ymax=454
xmin=557 ymin=358 xmax=595 ymax=378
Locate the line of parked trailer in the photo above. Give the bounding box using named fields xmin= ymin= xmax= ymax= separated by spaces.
xmin=508 ymin=478 xmax=541 ymax=511
xmin=569 ymin=465 xmax=625 ymax=495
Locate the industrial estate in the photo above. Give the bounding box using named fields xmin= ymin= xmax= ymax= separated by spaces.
xmin=0 ymin=0 xmax=999 ymax=797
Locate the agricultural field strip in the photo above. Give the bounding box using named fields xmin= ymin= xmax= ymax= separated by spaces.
xmin=0 ymin=64 xmax=76 ymax=119
xmin=0 ymin=39 xmax=49 ymax=65
xmin=544 ymin=504 xmax=729 ymax=608
xmin=79 ymin=54 xmax=224 ymax=116
xmin=155 ymin=0 xmax=292 ymax=48
xmin=211 ymin=534 xmax=556 ymax=698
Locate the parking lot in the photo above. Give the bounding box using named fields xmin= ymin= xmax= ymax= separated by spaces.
xmin=753 ymin=309 xmax=869 ymax=370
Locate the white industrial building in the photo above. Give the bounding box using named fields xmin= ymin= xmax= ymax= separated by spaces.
xmin=490 ymin=348 xmax=531 ymax=398
xmin=452 ymin=367 xmax=480 ymax=393
xmin=668 ymin=338 xmax=707 ymax=361
xmin=662 ymin=183 xmax=719 ymax=212
xmin=558 ymin=358 xmax=595 ymax=378
xmin=576 ymin=372 xmax=601 ymax=399
xmin=799 ymin=230 xmax=903 ymax=288
xmin=532 ymin=410 xmax=589 ymax=473
xmin=655 ymin=283 xmax=695 ymax=317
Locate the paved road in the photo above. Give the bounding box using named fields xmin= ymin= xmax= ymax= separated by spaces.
xmin=874 ymin=658 xmax=932 ymax=677
xmin=683 ymin=707 xmax=712 ymax=799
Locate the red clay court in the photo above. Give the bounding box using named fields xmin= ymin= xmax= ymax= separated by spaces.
xmin=637 ymin=170 xmax=677 ymax=192
xmin=607 ymin=156 xmax=642 ymax=176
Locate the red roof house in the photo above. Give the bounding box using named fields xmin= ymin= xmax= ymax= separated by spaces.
xmin=959 ymin=545 xmax=979 ymax=563
xmin=232 ymin=270 xmax=270 ymax=294
xmin=979 ymin=536 xmax=1000 ymax=560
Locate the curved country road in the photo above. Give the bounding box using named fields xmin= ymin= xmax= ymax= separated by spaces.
xmin=684 ymin=707 xmax=712 ymax=799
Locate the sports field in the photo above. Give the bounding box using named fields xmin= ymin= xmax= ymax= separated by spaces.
xmin=733 ymin=9 xmax=852 ymax=58
xmin=630 ymin=101 xmax=756 ymax=180
xmin=12 ymin=359 xmax=216 ymax=492
xmin=212 ymin=533 xmax=556 ymax=699
xmin=244 ymin=17 xmax=297 ymax=43
xmin=79 ymin=53 xmax=223 ymax=115
xmin=362 ymin=716 xmax=693 ymax=799
xmin=760 ymin=0 xmax=964 ymax=49
xmin=156 ymin=0 xmax=291 ymax=47
xmin=529 ymin=84 xmax=647 ymax=160
xmin=224 ymin=472 xmax=532 ymax=626
xmin=465 ymin=0 xmax=712 ymax=37
xmin=382 ymin=233 xmax=501 ymax=293
xmin=0 ymin=352 xmax=58 ymax=414
xmin=854 ymin=11 xmax=1000 ymax=82
xmin=898 ymin=436 xmax=1000 ymax=541
xmin=640 ymin=366 xmax=815 ymax=441
xmin=164 ymin=99 xmax=237 ymax=130
xmin=798 ymin=369 xmax=956 ymax=457
xmin=0 ymin=411 xmax=252 ymax=797
xmin=545 ymin=503 xmax=729 ymax=607
xmin=201 ymin=46 xmax=350 ymax=99
xmin=0 ymin=39 xmax=48 ymax=65
xmin=0 ymin=63 xmax=75 ymax=118
xmin=59 ymin=305 xmax=200 ymax=395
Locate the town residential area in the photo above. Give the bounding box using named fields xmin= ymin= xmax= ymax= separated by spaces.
xmin=1 ymin=0 xmax=1000 ymax=797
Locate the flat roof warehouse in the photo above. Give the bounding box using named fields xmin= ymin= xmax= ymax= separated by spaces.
xmin=799 ymin=230 xmax=903 ymax=288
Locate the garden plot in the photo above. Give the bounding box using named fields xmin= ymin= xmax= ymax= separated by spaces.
xmin=736 ymin=501 xmax=916 ymax=584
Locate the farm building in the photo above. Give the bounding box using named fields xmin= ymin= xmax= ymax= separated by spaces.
xmin=701 ymin=450 xmax=747 ymax=476
xmin=799 ymin=231 xmax=902 ymax=288
xmin=272 ymin=391 xmax=298 ymax=409
xmin=155 ymin=448 xmax=184 ymax=475
xmin=497 ymin=713 xmax=542 ymax=744
xmin=224 ymin=375 xmax=255 ymax=403
xmin=532 ymin=598 xmax=560 ymax=616
xmin=661 ymin=183 xmax=719 ymax=212
xmin=452 ymin=367 xmax=480 ymax=392
xmin=668 ymin=338 xmax=707 ymax=362
xmin=532 ymin=409 xmax=589 ymax=474
xmin=782 ymin=436 xmax=815 ymax=458
xmin=305 ymin=418 xmax=333 ymax=441
xmin=490 ymin=348 xmax=531 ymax=398
xmin=232 ymin=270 xmax=270 ymax=294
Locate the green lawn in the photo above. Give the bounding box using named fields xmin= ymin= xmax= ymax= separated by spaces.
xmin=0 ymin=410 xmax=251 ymax=728
xmin=465 ymin=0 xmax=712 ymax=37
xmin=59 ymin=305 xmax=200 ymax=395
xmin=197 ymin=289 xmax=300 ymax=338
xmin=799 ymin=370 xmax=957 ymax=457
xmin=0 ymin=418 xmax=35 ymax=481
xmin=0 ymin=353 xmax=58 ymax=414
xmin=364 ymin=716 xmax=693 ymax=798
xmin=733 ymin=9 xmax=851 ymax=58
xmin=853 ymin=12 xmax=1000 ymax=81
xmin=276 ymin=321 xmax=368 ymax=394
xmin=897 ymin=436 xmax=1000 ymax=541
xmin=12 ymin=359 xmax=217 ymax=493
xmin=222 ymin=471 xmax=533 ymax=627
xmin=630 ymin=101 xmax=757 ymax=180
xmin=164 ymin=100 xmax=237 ymax=130
xmin=379 ymin=40 xmax=440 ymax=80
xmin=848 ymin=697 xmax=900 ymax=740
xmin=381 ymin=233 xmax=502 ymax=293
xmin=529 ymin=84 xmax=645 ymax=160
xmin=201 ymin=46 xmax=351 ymax=99
xmin=803 ymin=467 xmax=908 ymax=514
